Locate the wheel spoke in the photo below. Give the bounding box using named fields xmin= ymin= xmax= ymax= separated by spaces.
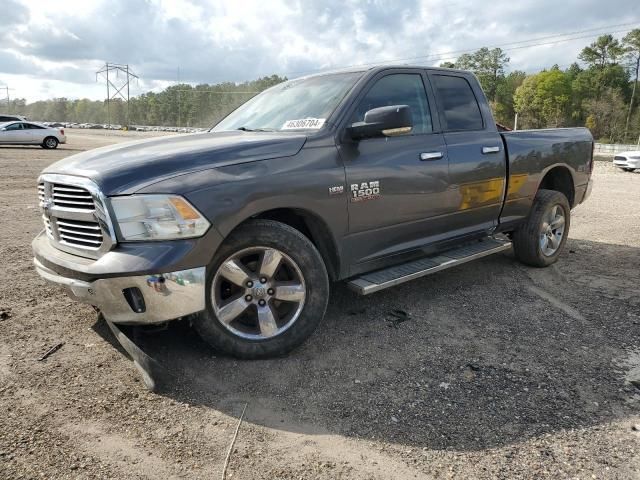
xmin=549 ymin=233 xmax=560 ymax=250
xmin=257 ymin=304 xmax=278 ymax=337
xmin=216 ymin=296 xmax=249 ymax=325
xmin=259 ymin=249 xmax=282 ymax=278
xmin=219 ymin=259 xmax=252 ymax=287
xmin=273 ymin=282 xmax=305 ymax=302
xmin=548 ymin=205 xmax=558 ymax=224
xmin=540 ymin=235 xmax=549 ymax=251
xmin=550 ymin=215 xmax=565 ymax=230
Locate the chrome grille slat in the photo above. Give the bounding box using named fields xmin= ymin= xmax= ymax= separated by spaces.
xmin=52 ymin=186 xmax=87 ymax=192
xmin=59 ymin=233 xmax=102 ymax=245
xmin=57 ymin=227 xmax=103 ymax=238
xmin=52 ymin=192 xmax=93 ymax=199
xmin=56 ymin=220 xmax=101 ymax=230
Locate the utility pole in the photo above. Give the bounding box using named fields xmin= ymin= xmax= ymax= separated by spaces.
xmin=96 ymin=63 xmax=139 ymax=129
xmin=0 ymin=85 xmax=14 ymax=113
xmin=514 ymin=112 xmax=519 ymax=131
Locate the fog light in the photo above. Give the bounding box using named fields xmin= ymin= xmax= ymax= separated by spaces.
xmin=123 ymin=287 xmax=146 ymax=313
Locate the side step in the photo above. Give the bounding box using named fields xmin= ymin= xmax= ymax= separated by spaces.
xmin=347 ymin=237 xmax=512 ymax=295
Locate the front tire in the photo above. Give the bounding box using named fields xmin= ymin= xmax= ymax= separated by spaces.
xmin=513 ymin=189 xmax=571 ymax=267
xmin=195 ymin=219 xmax=329 ymax=359
xmin=623 ymin=168 xmax=636 ymax=172
xmin=43 ymin=137 xmax=58 ymax=149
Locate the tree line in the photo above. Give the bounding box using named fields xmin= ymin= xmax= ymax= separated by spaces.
xmin=441 ymin=30 xmax=640 ymax=143
xmin=3 ymin=30 xmax=640 ymax=142
xmin=4 ymin=75 xmax=285 ymax=128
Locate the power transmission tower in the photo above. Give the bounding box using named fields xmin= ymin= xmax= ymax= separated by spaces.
xmin=95 ymin=63 xmax=139 ymax=128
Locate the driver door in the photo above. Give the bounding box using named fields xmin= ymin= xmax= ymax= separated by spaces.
xmin=338 ymin=70 xmax=455 ymax=273
xmin=0 ymin=122 xmax=25 ymax=142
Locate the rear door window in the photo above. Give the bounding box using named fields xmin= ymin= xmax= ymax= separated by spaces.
xmin=432 ymin=75 xmax=484 ymax=131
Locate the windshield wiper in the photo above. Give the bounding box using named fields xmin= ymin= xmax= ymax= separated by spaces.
xmin=236 ymin=126 xmax=275 ymax=132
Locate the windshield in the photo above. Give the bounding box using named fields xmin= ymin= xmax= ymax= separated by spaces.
xmin=213 ymin=72 xmax=363 ymax=132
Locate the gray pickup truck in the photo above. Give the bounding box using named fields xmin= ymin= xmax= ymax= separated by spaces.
xmin=33 ymin=66 xmax=593 ymax=359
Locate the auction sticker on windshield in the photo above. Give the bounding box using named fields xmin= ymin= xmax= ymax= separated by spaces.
xmin=282 ymin=118 xmax=326 ymax=130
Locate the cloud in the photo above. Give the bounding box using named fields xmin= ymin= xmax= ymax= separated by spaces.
xmin=1 ymin=0 xmax=638 ymax=101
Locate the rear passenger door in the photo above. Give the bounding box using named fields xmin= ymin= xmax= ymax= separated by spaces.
xmin=429 ymin=72 xmax=506 ymax=234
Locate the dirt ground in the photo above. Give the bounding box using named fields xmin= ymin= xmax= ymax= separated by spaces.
xmin=1 ymin=129 xmax=640 ymax=479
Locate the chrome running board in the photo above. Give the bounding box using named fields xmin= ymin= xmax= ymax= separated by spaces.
xmin=347 ymin=237 xmax=512 ymax=295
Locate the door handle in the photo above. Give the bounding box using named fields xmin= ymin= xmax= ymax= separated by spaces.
xmin=482 ymin=146 xmax=500 ymax=154
xmin=420 ymin=151 xmax=444 ymax=161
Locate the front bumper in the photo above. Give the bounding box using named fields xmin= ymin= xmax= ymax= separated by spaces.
xmin=34 ymin=258 xmax=205 ymax=324
xmin=613 ymin=158 xmax=639 ymax=169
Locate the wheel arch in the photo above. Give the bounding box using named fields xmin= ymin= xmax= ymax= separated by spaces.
xmin=536 ymin=165 xmax=576 ymax=208
xmin=225 ymin=208 xmax=342 ymax=281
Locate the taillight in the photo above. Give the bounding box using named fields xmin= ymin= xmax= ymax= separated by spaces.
xmin=60 ymin=129 xmax=65 ymax=136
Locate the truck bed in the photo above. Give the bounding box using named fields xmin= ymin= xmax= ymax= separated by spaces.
xmin=499 ymin=127 xmax=593 ymax=225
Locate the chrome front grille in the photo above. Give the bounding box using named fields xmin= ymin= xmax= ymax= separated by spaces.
xmin=51 ymin=184 xmax=95 ymax=210
xmin=56 ymin=218 xmax=104 ymax=248
xmin=37 ymin=174 xmax=115 ymax=258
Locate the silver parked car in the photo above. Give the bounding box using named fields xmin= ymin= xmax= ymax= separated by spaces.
xmin=613 ymin=150 xmax=640 ymax=172
xmin=0 ymin=121 xmax=67 ymax=149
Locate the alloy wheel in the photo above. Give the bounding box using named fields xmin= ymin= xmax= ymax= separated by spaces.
xmin=539 ymin=204 xmax=566 ymax=256
xmin=211 ymin=246 xmax=306 ymax=340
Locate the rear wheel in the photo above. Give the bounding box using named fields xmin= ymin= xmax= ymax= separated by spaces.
xmin=195 ymin=220 xmax=329 ymax=359
xmin=623 ymin=168 xmax=636 ymax=172
xmin=43 ymin=136 xmax=58 ymax=149
xmin=513 ymin=189 xmax=570 ymax=267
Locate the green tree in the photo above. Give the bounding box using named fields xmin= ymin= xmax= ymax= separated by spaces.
xmin=514 ymin=69 xmax=572 ymax=128
xmin=578 ymin=34 xmax=625 ymax=68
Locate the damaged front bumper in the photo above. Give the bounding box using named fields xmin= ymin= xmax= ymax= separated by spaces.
xmin=34 ymin=258 xmax=206 ymax=324
xmin=32 ymin=230 xmax=212 ymax=325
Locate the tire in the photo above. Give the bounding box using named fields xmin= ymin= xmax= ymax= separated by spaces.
xmin=195 ymin=219 xmax=329 ymax=359
xmin=512 ymin=189 xmax=571 ymax=268
xmin=43 ymin=137 xmax=58 ymax=149
xmin=623 ymin=168 xmax=636 ymax=172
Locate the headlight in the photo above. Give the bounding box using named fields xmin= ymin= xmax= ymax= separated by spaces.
xmin=110 ymin=195 xmax=210 ymax=241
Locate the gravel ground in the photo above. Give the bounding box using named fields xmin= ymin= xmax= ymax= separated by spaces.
xmin=1 ymin=132 xmax=639 ymax=479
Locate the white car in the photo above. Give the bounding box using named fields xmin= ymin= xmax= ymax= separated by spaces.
xmin=613 ymin=151 xmax=640 ymax=172
xmin=0 ymin=121 xmax=67 ymax=149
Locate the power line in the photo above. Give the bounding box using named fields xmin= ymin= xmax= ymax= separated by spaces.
xmin=282 ymin=21 xmax=640 ymax=76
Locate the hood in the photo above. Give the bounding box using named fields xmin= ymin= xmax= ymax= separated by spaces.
xmin=617 ymin=151 xmax=640 ymax=157
xmin=43 ymin=131 xmax=307 ymax=195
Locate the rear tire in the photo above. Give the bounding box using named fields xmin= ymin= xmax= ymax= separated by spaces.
xmin=513 ymin=189 xmax=571 ymax=267
xmin=43 ymin=137 xmax=58 ymax=149
xmin=195 ymin=219 xmax=329 ymax=359
xmin=623 ymin=168 xmax=635 ymax=172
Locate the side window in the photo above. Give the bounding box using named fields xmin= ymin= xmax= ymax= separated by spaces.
xmin=5 ymin=123 xmax=22 ymax=131
xmin=350 ymin=74 xmax=433 ymax=135
xmin=432 ymin=75 xmax=483 ymax=131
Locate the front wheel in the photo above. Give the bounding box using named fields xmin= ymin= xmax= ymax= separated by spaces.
xmin=512 ymin=189 xmax=571 ymax=267
xmin=622 ymin=168 xmax=636 ymax=172
xmin=195 ymin=219 xmax=329 ymax=359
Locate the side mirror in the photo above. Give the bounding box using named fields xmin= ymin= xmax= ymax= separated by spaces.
xmin=347 ymin=105 xmax=413 ymax=140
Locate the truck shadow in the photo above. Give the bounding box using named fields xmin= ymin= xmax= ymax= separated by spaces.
xmin=95 ymin=238 xmax=640 ymax=452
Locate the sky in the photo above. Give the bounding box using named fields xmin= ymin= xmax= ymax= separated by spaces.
xmin=0 ymin=0 xmax=638 ymax=103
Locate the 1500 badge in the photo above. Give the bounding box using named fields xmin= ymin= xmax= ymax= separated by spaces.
xmin=350 ymin=181 xmax=380 ymax=202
